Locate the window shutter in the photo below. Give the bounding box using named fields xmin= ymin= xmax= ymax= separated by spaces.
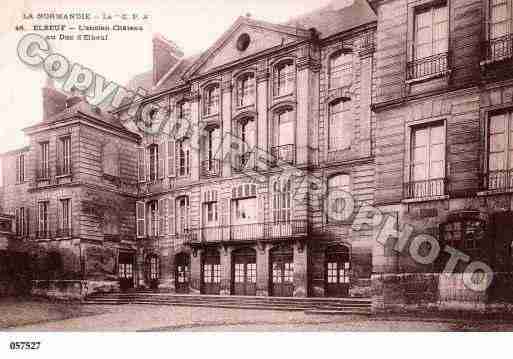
xmin=167 ymin=139 xmax=175 ymax=177
xmin=136 ymin=201 xmax=146 ymax=238
xmin=158 ymin=198 xmax=165 ymax=235
xmin=164 ymin=198 xmax=170 ymax=234
xmin=25 ymin=207 xmax=29 ymax=237
xmin=158 ymin=142 xmax=165 ymax=179
xmin=137 ymin=147 xmax=145 ymax=183
xmin=168 ymin=197 xmax=175 ymax=235
xmin=15 ymin=156 xmax=20 ymax=183
xmin=146 ymin=147 xmax=151 ymax=181
xmin=56 ymin=138 xmax=63 ymax=175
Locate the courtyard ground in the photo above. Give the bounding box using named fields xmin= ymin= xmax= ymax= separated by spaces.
xmin=1 ymin=297 xmax=513 ymax=331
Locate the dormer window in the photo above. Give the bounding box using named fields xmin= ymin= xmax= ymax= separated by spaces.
xmin=274 ymin=60 xmax=294 ymax=97
xmin=204 ymin=84 xmax=220 ymax=116
xmin=236 ymin=73 xmax=255 ymax=107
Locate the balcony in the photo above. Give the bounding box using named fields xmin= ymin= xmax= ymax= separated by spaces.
xmin=271 ymin=144 xmax=296 ymax=165
xmin=483 ymin=34 xmax=513 ymax=63
xmin=187 ymin=220 xmax=310 ymax=244
xmin=55 ymin=227 xmax=72 ymax=238
xmin=404 ymin=178 xmax=447 ymax=200
xmin=201 ymin=159 xmax=221 ymax=177
xmin=484 ymin=170 xmax=513 ymax=192
xmin=406 ymin=52 xmax=449 ymax=81
xmin=232 ymin=152 xmax=255 ymax=172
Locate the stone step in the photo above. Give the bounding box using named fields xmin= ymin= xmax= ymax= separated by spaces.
xmin=84 ymin=292 xmax=372 ymax=315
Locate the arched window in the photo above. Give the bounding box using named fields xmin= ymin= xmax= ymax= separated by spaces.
xmin=273 ymin=179 xmax=291 ymax=223
xmin=327 ymin=174 xmax=351 ymax=223
xmin=328 ymin=99 xmax=352 ymax=151
xmin=177 ymin=138 xmax=190 ymax=177
xmin=329 ymin=51 xmax=353 ymax=89
xmin=204 ymin=84 xmax=220 ymax=116
xmin=236 ymin=73 xmax=255 ymax=107
xmin=274 ymin=60 xmax=294 ymax=97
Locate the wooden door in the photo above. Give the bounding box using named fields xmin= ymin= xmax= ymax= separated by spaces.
xmin=325 ymin=245 xmax=350 ymax=297
xmin=118 ymin=252 xmax=134 ymax=291
xmin=232 ymin=248 xmax=257 ymax=296
xmin=270 ymin=245 xmax=294 ymax=297
xmin=175 ymin=253 xmax=190 ymax=294
xmin=201 ymin=249 xmax=221 ymax=295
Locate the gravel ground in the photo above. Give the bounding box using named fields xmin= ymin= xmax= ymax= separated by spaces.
xmin=3 ymin=301 xmax=513 ymax=332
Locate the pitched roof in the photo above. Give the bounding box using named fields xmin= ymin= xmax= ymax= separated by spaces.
xmin=284 ymin=0 xmax=376 ymax=39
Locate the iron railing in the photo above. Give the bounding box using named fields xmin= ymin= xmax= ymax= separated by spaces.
xmin=35 ymin=168 xmax=50 ymax=181
xmin=35 ymin=230 xmax=51 ymax=239
xmin=56 ymin=164 xmax=72 ymax=176
xmin=271 ymin=144 xmax=296 ymax=165
xmin=200 ymin=159 xmax=221 ymax=177
xmin=190 ymin=219 xmax=309 ymax=244
xmin=55 ymin=228 xmax=72 ymax=238
xmin=483 ymin=34 xmax=513 ymax=62
xmin=485 ymin=170 xmax=513 ymax=191
xmin=404 ymin=178 xmax=446 ymax=199
xmin=232 ymin=152 xmax=255 ymax=172
xmin=407 ymin=52 xmax=449 ymax=80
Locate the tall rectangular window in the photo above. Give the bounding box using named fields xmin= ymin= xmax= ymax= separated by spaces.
xmin=148 ymin=201 xmax=159 ymax=237
xmin=40 ymin=142 xmax=50 ymax=179
xmin=177 ymin=197 xmax=189 ymax=234
xmin=232 ymin=197 xmax=257 ymax=225
xmin=177 ymin=140 xmax=190 ymax=177
xmin=203 ymin=201 xmax=218 ymax=224
xmin=15 ymin=207 xmax=27 ymax=236
xmin=328 ymin=99 xmax=352 ymax=151
xmin=60 ymin=136 xmax=71 ymax=175
xmin=414 ymin=4 xmax=448 ymax=60
xmin=148 ymin=145 xmax=158 ymax=181
xmin=274 ymin=60 xmax=294 ymax=97
xmin=204 ymin=84 xmax=220 ymax=116
xmin=408 ymin=123 xmax=445 ymax=197
xmin=60 ymin=199 xmax=71 ymax=236
xmin=16 ymin=153 xmax=25 ymax=183
xmin=490 ymin=0 xmax=511 ymax=40
xmin=488 ymin=111 xmax=513 ymax=190
xmin=237 ymin=73 xmax=255 ymax=107
xmin=38 ymin=201 xmax=49 ymax=238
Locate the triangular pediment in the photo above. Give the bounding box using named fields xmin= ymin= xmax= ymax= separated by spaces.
xmin=186 ymin=17 xmax=311 ymax=78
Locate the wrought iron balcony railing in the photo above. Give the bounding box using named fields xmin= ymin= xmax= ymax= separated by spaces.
xmin=35 ymin=168 xmax=50 ymax=181
xmin=404 ymin=178 xmax=447 ymax=199
xmin=271 ymin=144 xmax=296 ymax=165
xmin=55 ymin=227 xmax=72 ymax=238
xmin=200 ymin=159 xmax=221 ymax=177
xmin=483 ymin=34 xmax=513 ymax=63
xmin=407 ymin=52 xmax=449 ymax=80
xmin=56 ymin=164 xmax=72 ymax=177
xmin=232 ymin=152 xmax=255 ymax=172
xmin=188 ymin=219 xmax=309 ymax=244
xmin=484 ymin=170 xmax=513 ymax=191
xmin=35 ymin=230 xmax=51 ymax=239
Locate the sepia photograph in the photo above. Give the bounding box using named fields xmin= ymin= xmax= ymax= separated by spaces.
xmin=0 ymin=0 xmax=513 ymax=353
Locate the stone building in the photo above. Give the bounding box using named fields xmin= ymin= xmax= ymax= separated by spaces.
xmin=369 ymin=0 xmax=513 ymax=310
xmin=0 ymin=0 xmax=378 ymax=299
xmin=3 ymin=0 xmax=512 ymax=310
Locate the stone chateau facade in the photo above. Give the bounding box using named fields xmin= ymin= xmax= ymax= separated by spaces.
xmin=1 ymin=0 xmax=513 ymax=312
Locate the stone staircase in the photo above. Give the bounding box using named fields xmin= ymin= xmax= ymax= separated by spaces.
xmin=84 ymin=291 xmax=372 ymax=315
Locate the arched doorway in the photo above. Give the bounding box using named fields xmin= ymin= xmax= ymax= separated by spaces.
xmin=232 ymin=247 xmax=256 ymax=296
xmin=175 ymin=252 xmax=190 ymax=294
xmin=118 ymin=252 xmax=135 ymax=291
xmin=325 ymin=244 xmax=350 ymax=297
xmin=201 ymin=248 xmax=221 ymax=295
xmin=270 ymin=244 xmax=294 ymax=297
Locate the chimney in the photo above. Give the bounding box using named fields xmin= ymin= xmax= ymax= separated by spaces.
xmin=153 ymin=34 xmax=184 ymax=86
xmin=42 ymin=77 xmax=67 ymax=121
